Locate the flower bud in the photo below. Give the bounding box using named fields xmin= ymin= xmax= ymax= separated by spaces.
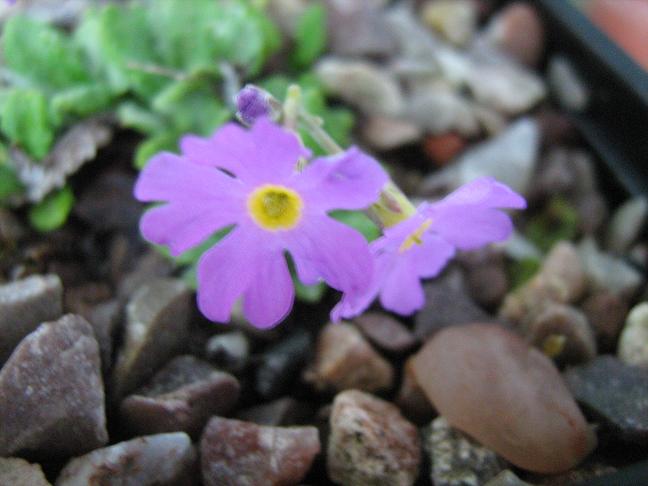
xmin=235 ymin=85 xmax=281 ymax=126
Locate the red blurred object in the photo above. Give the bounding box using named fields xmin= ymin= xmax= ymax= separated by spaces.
xmin=423 ymin=133 xmax=466 ymax=166
xmin=585 ymin=0 xmax=648 ymax=71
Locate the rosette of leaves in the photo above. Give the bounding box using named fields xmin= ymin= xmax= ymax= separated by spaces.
xmin=0 ymin=0 xmax=369 ymax=304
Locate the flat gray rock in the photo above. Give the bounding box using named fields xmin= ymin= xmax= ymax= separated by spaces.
xmin=112 ymin=278 xmax=191 ymax=399
xmin=565 ymin=355 xmax=648 ymax=444
xmin=0 ymin=274 xmax=62 ymax=364
xmin=0 ymin=314 xmax=107 ymax=457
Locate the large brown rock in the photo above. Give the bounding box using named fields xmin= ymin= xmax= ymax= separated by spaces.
xmin=328 ymin=390 xmax=421 ymax=486
xmin=304 ymin=322 xmax=394 ymax=393
xmin=0 ymin=274 xmax=62 ymax=364
xmin=120 ymin=355 xmax=239 ymax=438
xmin=56 ymin=433 xmax=195 ymax=486
xmin=411 ymin=323 xmax=594 ymax=473
xmin=0 ymin=458 xmax=51 ymax=486
xmin=200 ymin=417 xmax=320 ymax=486
xmin=0 ymin=315 xmax=107 ymax=457
xmin=112 ymin=278 xmax=191 ymax=398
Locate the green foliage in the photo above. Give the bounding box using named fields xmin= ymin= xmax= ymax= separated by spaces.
xmin=260 ymin=74 xmax=354 ymax=155
xmin=2 ymin=16 xmax=90 ymax=91
xmin=157 ymin=226 xmax=233 ymax=290
xmin=0 ymin=88 xmax=54 ymax=159
xmin=525 ymin=196 xmax=579 ymax=253
xmin=0 ymin=0 xmax=347 ymax=255
xmin=134 ymin=132 xmax=182 ymax=170
xmin=0 ymin=165 xmax=23 ymax=203
xmin=292 ymin=4 xmax=327 ymax=68
xmin=330 ymin=210 xmax=381 ymax=242
xmin=28 ymin=186 xmax=75 ymax=232
xmin=294 ymin=279 xmax=327 ymax=303
xmin=507 ymin=257 xmax=542 ymax=289
xmin=50 ymin=84 xmax=115 ymax=124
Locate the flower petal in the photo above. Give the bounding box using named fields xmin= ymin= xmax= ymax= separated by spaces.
xmin=247 ymin=117 xmax=311 ymax=183
xmin=434 ymin=176 xmax=526 ymax=210
xmin=196 ymin=228 xmax=260 ymax=323
xmin=408 ymin=233 xmax=456 ymax=278
xmin=286 ymin=215 xmax=372 ymax=294
xmin=134 ymin=152 xmax=243 ymax=203
xmin=430 ymin=206 xmax=514 ymax=250
xmin=330 ymin=248 xmax=388 ymax=321
xmin=180 ymin=122 xmax=256 ymax=178
xmin=242 ymin=251 xmax=294 ymax=329
xmin=293 ymin=147 xmax=388 ymax=211
xmin=140 ymin=200 xmax=240 ymax=256
xmin=379 ymin=255 xmax=425 ymax=315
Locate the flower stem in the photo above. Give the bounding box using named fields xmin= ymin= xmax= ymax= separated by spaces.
xmin=286 ymin=84 xmax=417 ymax=228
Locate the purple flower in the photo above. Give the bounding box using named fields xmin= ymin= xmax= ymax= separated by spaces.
xmin=135 ymin=118 xmax=388 ymax=329
xmin=332 ymin=177 xmax=526 ymax=319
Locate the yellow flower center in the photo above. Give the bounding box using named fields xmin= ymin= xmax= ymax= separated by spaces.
xmin=399 ymin=218 xmax=433 ymax=253
xmin=247 ymin=184 xmax=303 ymax=231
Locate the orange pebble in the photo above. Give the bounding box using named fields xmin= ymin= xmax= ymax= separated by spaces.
xmin=423 ymin=133 xmax=466 ymax=166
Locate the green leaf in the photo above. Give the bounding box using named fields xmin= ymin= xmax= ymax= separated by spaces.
xmin=117 ymin=102 xmax=167 ymax=135
xmin=156 ymin=225 xmax=233 ymax=290
xmin=259 ymin=73 xmax=355 ymax=155
xmin=294 ymin=278 xmax=327 ymax=303
xmin=508 ymin=257 xmax=542 ymax=289
xmin=1 ymin=88 xmax=54 ymax=160
xmin=146 ymin=0 xmax=222 ymax=71
xmin=0 ymin=164 xmax=24 ymax=203
xmin=76 ymin=5 xmax=169 ymax=100
xmin=152 ymin=77 xmax=230 ymax=135
xmin=525 ymin=197 xmax=579 ymax=253
xmin=292 ymin=4 xmax=327 ymax=68
xmin=50 ymin=84 xmax=115 ymax=124
xmin=170 ymin=226 xmax=232 ymax=266
xmin=28 ymin=186 xmax=75 ymax=232
xmin=330 ymin=210 xmax=381 ymax=242
xmin=211 ymin=1 xmax=281 ymax=76
xmin=2 ymin=16 xmax=90 ymax=91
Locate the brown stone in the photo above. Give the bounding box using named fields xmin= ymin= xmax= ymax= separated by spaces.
xmin=411 ymin=323 xmax=594 ymax=473
xmin=0 ymin=458 xmax=51 ymax=486
xmin=582 ymin=291 xmax=628 ymax=351
xmin=523 ymin=303 xmax=597 ymax=366
xmin=328 ymin=390 xmax=421 ymax=486
xmin=395 ymin=357 xmax=436 ymax=425
xmin=56 ymin=433 xmax=196 ymax=486
xmin=304 ymin=322 xmax=394 ymax=393
xmin=200 ymin=417 xmax=320 ymax=486
xmin=483 ymin=2 xmax=544 ymax=67
xmin=353 ymin=312 xmax=417 ymax=354
xmin=0 ymin=274 xmax=62 ymax=364
xmin=500 ymin=241 xmax=586 ymax=324
xmin=120 ymin=355 xmax=240 ymax=438
xmin=0 ymin=315 xmax=107 ymax=457
xmin=423 ymin=133 xmax=466 ymax=166
xmin=112 ymin=278 xmax=191 ymax=398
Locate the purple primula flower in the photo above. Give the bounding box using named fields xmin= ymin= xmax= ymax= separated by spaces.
xmin=332 ymin=177 xmax=526 ymax=320
xmin=134 ymin=118 xmax=388 ymax=329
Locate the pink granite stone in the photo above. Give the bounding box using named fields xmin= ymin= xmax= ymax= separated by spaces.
xmin=200 ymin=417 xmax=320 ymax=486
